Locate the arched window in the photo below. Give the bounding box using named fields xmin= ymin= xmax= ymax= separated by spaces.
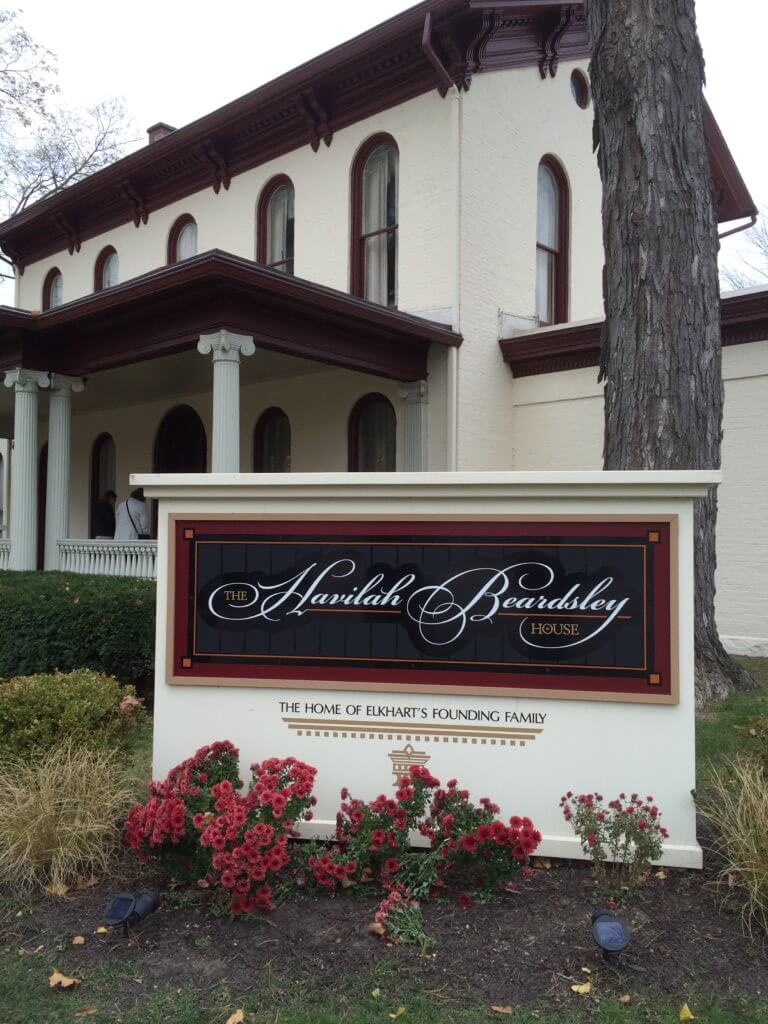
xmin=153 ymin=405 xmax=207 ymax=473
xmin=535 ymin=157 xmax=569 ymax=325
xmin=42 ymin=268 xmax=63 ymax=310
xmin=348 ymin=393 xmax=396 ymax=472
xmin=94 ymin=246 xmax=119 ymax=291
xmin=351 ymin=134 xmax=398 ymax=307
xmin=257 ymin=176 xmax=295 ymax=274
xmin=167 ymin=214 xmax=198 ymax=264
xmin=253 ymin=407 xmax=291 ymax=472
xmin=90 ymin=433 xmax=117 ymax=538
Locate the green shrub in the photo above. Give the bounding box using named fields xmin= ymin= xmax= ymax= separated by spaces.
xmin=0 ymin=571 xmax=154 ymax=681
xmin=0 ymin=669 xmax=143 ymax=760
xmin=0 ymin=741 xmax=133 ymax=892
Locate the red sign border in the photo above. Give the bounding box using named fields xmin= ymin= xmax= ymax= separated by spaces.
xmin=166 ymin=515 xmax=678 ymax=705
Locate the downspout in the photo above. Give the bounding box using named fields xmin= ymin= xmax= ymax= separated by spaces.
xmin=422 ymin=11 xmax=460 ymax=470
xmin=718 ymin=213 xmax=757 ymax=241
xmin=447 ymin=84 xmax=462 ymax=471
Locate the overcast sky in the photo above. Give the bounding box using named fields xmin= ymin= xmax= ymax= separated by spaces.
xmin=4 ymin=0 xmax=764 ymax=301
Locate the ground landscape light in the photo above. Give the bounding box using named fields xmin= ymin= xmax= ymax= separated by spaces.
xmin=104 ymin=891 xmax=161 ymax=932
xmin=591 ymin=908 xmax=631 ymax=959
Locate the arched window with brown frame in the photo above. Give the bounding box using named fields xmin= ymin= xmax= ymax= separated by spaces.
xmin=90 ymin=433 xmax=117 ymax=538
xmin=94 ymin=246 xmax=119 ymax=291
xmin=257 ymin=176 xmax=295 ymax=274
xmin=253 ymin=407 xmax=291 ymax=472
xmin=535 ymin=156 xmax=569 ymax=326
xmin=350 ymin=134 xmax=399 ymax=307
xmin=348 ymin=393 xmax=396 ymax=472
xmin=42 ymin=267 xmax=63 ymax=310
xmin=167 ymin=214 xmax=198 ymax=264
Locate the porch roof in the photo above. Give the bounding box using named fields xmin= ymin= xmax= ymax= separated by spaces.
xmin=0 ymin=250 xmax=461 ymax=382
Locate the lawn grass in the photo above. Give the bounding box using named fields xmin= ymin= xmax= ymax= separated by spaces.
xmin=0 ymin=944 xmax=765 ymax=1024
xmin=696 ymin=657 xmax=768 ymax=781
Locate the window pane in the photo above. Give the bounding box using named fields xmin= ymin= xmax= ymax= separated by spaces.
xmin=357 ymin=399 xmax=396 ymax=472
xmin=364 ymin=232 xmax=389 ymax=306
xmin=257 ymin=411 xmax=291 ymax=472
xmin=363 ymin=145 xmax=397 ymax=234
xmin=536 ymin=247 xmax=555 ymax=323
xmin=267 ymin=184 xmax=295 ymax=272
xmin=177 ymin=221 xmax=197 ymax=260
xmin=50 ymin=274 xmax=63 ymax=308
xmin=537 ymin=165 xmax=558 ymax=249
xmin=103 ymin=252 xmax=119 ymax=288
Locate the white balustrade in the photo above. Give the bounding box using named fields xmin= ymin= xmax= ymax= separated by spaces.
xmin=0 ymin=540 xmax=10 ymax=571
xmin=57 ymin=539 xmax=157 ymax=579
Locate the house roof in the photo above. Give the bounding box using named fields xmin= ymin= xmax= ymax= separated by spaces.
xmin=0 ymin=0 xmax=753 ymax=271
xmin=0 ymin=250 xmax=461 ymax=381
xmin=499 ymin=286 xmax=768 ymax=377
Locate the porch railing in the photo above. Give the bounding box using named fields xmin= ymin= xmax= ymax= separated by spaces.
xmin=0 ymin=540 xmax=10 ymax=571
xmin=58 ymin=539 xmax=158 ymax=579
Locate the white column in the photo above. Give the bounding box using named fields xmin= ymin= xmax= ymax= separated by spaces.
xmin=44 ymin=374 xmax=85 ymax=570
xmin=398 ymin=380 xmax=429 ymax=472
xmin=3 ymin=369 xmax=50 ymax=571
xmin=197 ymin=330 xmax=255 ymax=473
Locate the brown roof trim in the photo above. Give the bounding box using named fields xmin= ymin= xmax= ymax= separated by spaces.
xmin=0 ymin=1 xmax=589 ymax=269
xmin=0 ymin=249 xmax=461 ymax=382
xmin=499 ymin=289 xmax=768 ymax=377
xmin=702 ymin=98 xmax=757 ymax=225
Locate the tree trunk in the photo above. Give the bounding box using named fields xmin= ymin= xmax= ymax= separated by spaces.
xmin=585 ymin=0 xmax=754 ymax=705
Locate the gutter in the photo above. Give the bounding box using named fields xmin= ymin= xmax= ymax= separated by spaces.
xmin=719 ymin=213 xmax=757 ymax=241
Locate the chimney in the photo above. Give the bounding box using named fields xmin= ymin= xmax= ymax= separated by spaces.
xmin=147 ymin=122 xmax=176 ymax=145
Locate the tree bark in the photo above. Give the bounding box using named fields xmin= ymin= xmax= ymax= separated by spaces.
xmin=585 ymin=0 xmax=754 ymax=705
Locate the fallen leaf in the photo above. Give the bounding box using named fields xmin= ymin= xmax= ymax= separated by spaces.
xmin=75 ymin=1009 xmax=99 ymax=1019
xmin=17 ymin=944 xmax=43 ymax=956
xmin=571 ymin=981 xmax=592 ymax=996
xmin=339 ymin=875 xmax=355 ymax=889
xmin=74 ymin=876 xmax=100 ymax=892
xmin=371 ymin=988 xmax=382 ymax=999
xmin=532 ymin=857 xmax=552 ymax=870
xmin=749 ymin=728 xmax=757 ymax=737
xmin=45 ymin=882 xmax=70 ymax=898
xmin=72 ymin=935 xmax=85 ymax=946
xmin=679 ymin=1005 xmax=696 ymax=1021
xmin=94 ymin=926 xmax=109 ymax=935
xmin=225 ymin=1011 xmax=245 ymax=1024
xmin=388 ymin=1009 xmax=406 ymax=1020
xmin=49 ymin=969 xmax=81 ymax=989
xmin=581 ymin=967 xmax=592 ymax=975
xmin=491 ymin=1006 xmax=513 ymax=1015
xmin=654 ymin=870 xmax=667 ymax=880
xmin=368 ymin=922 xmax=386 ymax=936
xmin=618 ymin=994 xmax=631 ymax=1005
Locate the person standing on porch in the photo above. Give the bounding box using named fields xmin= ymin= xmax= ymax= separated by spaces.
xmin=93 ymin=489 xmax=117 ymax=539
xmin=114 ymin=488 xmax=150 ymax=540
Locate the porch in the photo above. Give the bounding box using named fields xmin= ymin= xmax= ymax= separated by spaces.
xmin=0 ymin=251 xmax=461 ymax=577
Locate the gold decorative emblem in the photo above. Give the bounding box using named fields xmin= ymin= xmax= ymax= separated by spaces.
xmin=389 ymin=744 xmax=430 ymax=785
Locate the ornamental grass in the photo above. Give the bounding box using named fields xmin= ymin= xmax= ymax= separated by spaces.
xmin=0 ymin=742 xmax=133 ymax=893
xmin=698 ymin=755 xmax=768 ymax=934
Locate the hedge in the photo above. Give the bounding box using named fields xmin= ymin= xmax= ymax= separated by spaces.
xmin=0 ymin=669 xmax=143 ymax=761
xmin=0 ymin=571 xmax=155 ymax=682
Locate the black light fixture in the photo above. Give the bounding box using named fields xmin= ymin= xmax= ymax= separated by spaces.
xmin=104 ymin=891 xmax=160 ymax=934
xmin=591 ymin=908 xmax=631 ymax=960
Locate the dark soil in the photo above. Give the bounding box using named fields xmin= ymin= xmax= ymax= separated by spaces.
xmin=2 ymin=849 xmax=766 ymax=1013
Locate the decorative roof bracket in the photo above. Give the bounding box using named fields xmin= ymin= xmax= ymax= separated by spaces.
xmin=300 ymin=87 xmax=333 ymax=152
xmin=199 ymin=139 xmax=231 ymax=194
xmin=120 ymin=178 xmax=149 ymax=227
xmin=55 ymin=214 xmax=80 ymax=255
xmin=539 ymin=5 xmax=573 ymax=79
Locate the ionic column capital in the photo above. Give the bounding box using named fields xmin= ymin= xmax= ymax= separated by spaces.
xmin=197 ymin=330 xmax=255 ymax=364
xmin=3 ymin=368 xmax=50 ymax=393
xmin=398 ymin=379 xmax=428 ymax=405
xmin=48 ymin=373 xmax=86 ymax=397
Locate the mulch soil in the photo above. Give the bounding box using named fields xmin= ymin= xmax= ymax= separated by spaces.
xmin=2 ymin=838 xmax=766 ymax=1014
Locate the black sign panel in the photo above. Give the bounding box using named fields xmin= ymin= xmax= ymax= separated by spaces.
xmin=172 ymin=519 xmax=674 ymax=700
